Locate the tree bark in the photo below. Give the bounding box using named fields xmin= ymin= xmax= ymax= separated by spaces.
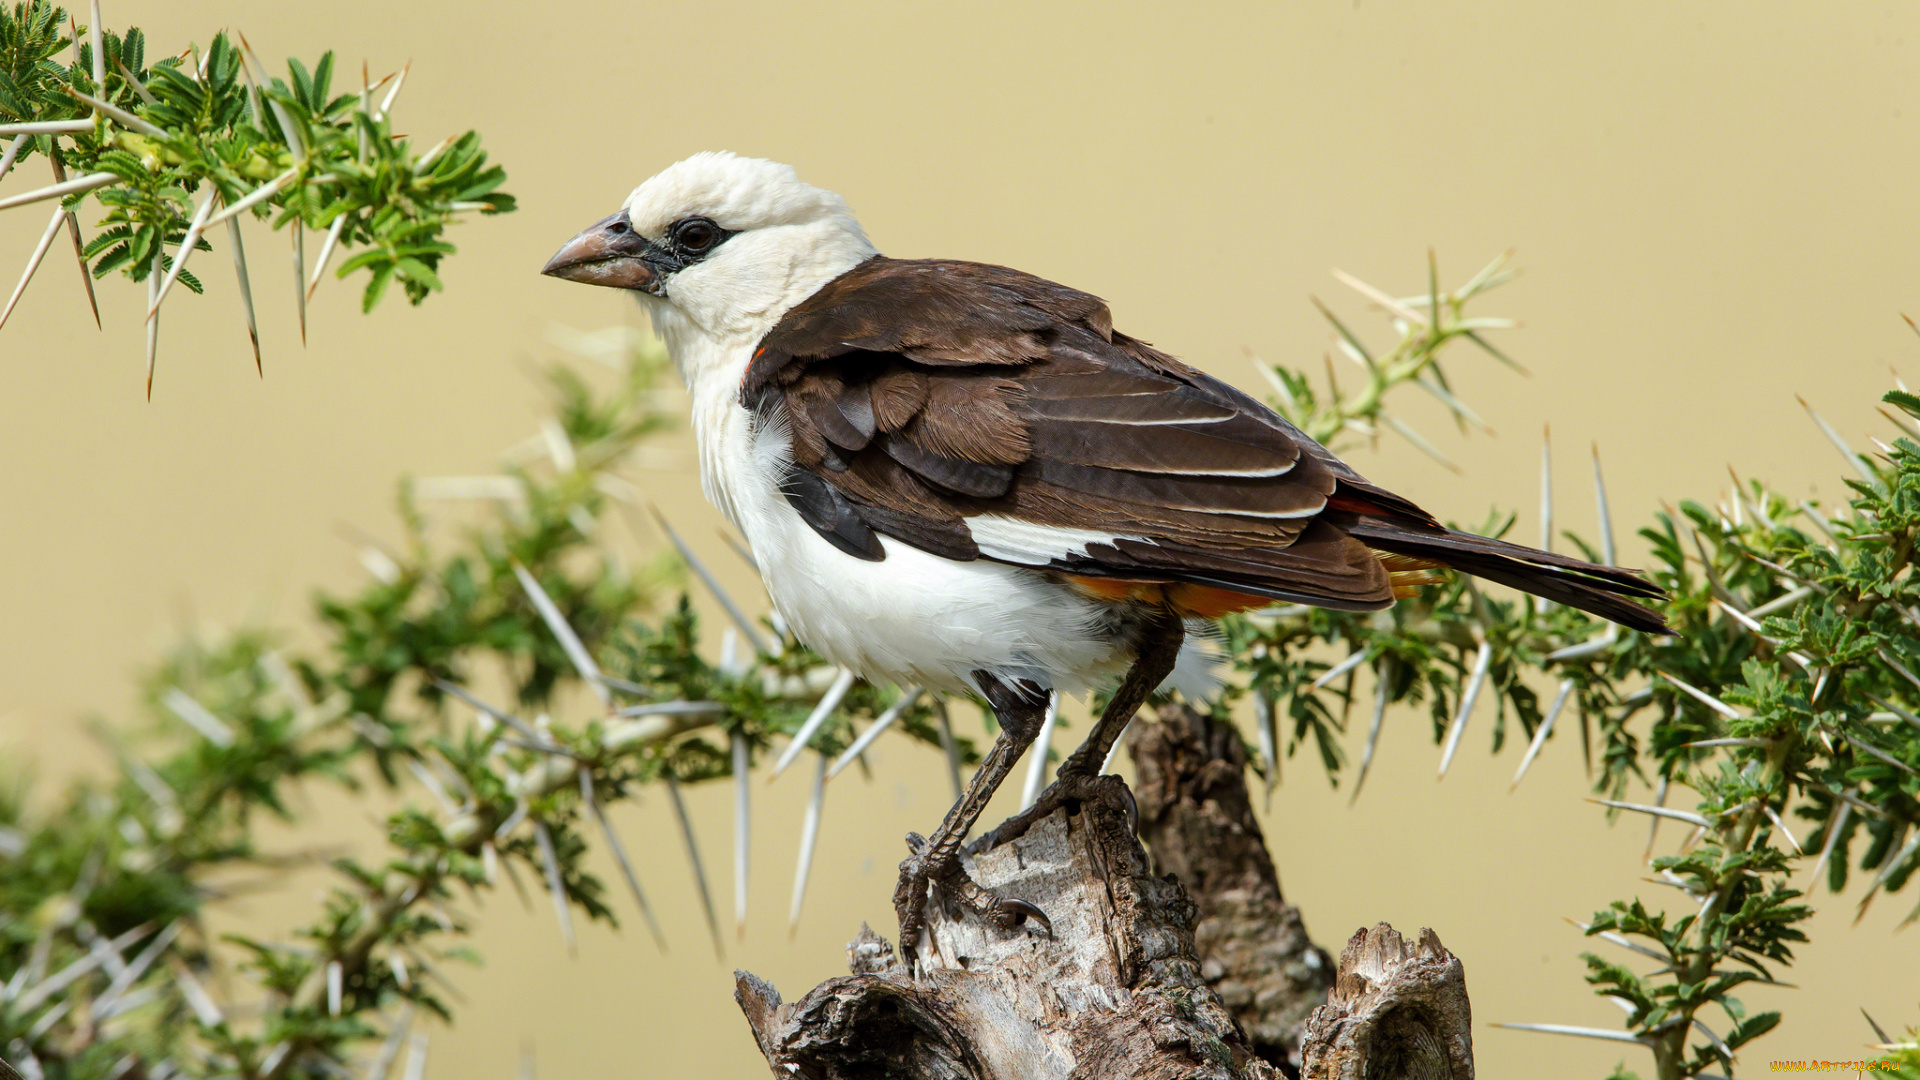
xmin=1127 ymin=704 xmax=1336 ymax=1073
xmin=735 ymin=707 xmax=1475 ymax=1080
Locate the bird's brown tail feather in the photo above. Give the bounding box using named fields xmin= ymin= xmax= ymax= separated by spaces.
xmin=1346 ymin=519 xmax=1672 ymax=635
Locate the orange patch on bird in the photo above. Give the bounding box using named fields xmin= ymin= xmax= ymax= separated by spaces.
xmin=1060 ymin=574 xmax=1273 ymax=618
xmin=1061 ymin=575 xmax=1167 ymax=604
xmin=1163 ymin=583 xmax=1277 ymax=618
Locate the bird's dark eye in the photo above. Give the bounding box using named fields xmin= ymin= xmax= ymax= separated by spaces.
xmin=672 ymin=217 xmax=719 ymax=253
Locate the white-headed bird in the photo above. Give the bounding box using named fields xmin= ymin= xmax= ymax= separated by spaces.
xmin=544 ymin=152 xmax=1667 ymax=959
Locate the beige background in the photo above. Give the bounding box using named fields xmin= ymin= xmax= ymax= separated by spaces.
xmin=3 ymin=2 xmax=1917 ymax=1076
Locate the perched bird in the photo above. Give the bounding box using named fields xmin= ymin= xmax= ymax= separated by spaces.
xmin=543 ymin=152 xmax=1667 ymax=958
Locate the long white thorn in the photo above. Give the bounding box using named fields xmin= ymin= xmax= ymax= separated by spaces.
xmin=45 ymin=158 xmax=99 ymax=330
xmin=647 ymin=508 xmax=770 ymax=655
xmin=1865 ymin=691 xmax=1920 ymax=732
xmin=1592 ymin=443 xmax=1616 ymax=566
xmin=1660 ymin=673 xmax=1744 ymax=721
xmin=1763 ymin=804 xmax=1803 ymax=855
xmin=1810 ymin=798 xmax=1851 ymax=887
xmin=225 ymin=210 xmax=261 ymax=373
xmin=1021 ymin=693 xmax=1060 ymax=810
xmin=307 ymin=210 xmax=349 ymax=299
xmin=578 ymin=772 xmax=666 ymax=951
xmin=1512 ymin=679 xmax=1575 ymax=791
xmin=719 ymin=529 xmax=759 ymax=572
xmin=788 ymin=753 xmax=827 ymax=936
xmin=610 ymin=699 xmax=725 ymax=720
xmin=64 ymin=88 xmax=164 ymax=136
xmin=1311 ymin=646 xmax=1373 ymax=691
xmin=1877 ymin=647 xmax=1920 ymax=694
xmin=1747 ymin=585 xmax=1813 ymax=619
xmin=1591 ymin=798 xmax=1714 ymax=829
xmin=0 ymin=170 xmax=119 ymax=212
xmin=95 ymin=921 xmax=182 ymax=1015
xmin=827 ymin=686 xmax=924 ymax=779
xmin=1799 ymin=394 xmax=1877 ymax=484
xmin=1414 ymin=374 xmax=1493 ymax=433
xmin=401 ymin=1031 xmax=428 ymax=1080
xmin=1537 ymin=424 xmax=1554 ymax=614
xmin=1438 ymin=640 xmax=1492 ymax=777
xmin=732 ymin=728 xmax=750 ymax=938
xmin=168 ymin=958 xmax=225 ymax=1027
xmin=145 ymin=243 xmax=162 ymax=397
xmin=531 ymin=821 xmax=576 ymax=956
xmin=148 ymin=191 xmax=215 ymax=319
xmin=237 ymin=31 xmax=305 ymax=159
xmin=1253 ymin=687 xmax=1278 ymax=806
xmin=376 ymin=61 xmax=410 ymax=119
xmin=357 ymin=62 xmax=372 ymax=160
xmin=1842 ymin=730 xmax=1920 ymax=778
xmin=1644 ymin=776 xmax=1669 ymax=858
xmin=412 ymin=134 xmax=457 ymax=175
xmin=434 ymin=680 xmax=555 ymax=750
xmin=115 ymin=58 xmax=158 ymax=105
xmin=0 ymin=133 xmax=27 ymax=182
xmin=1857 ymin=830 xmax=1920 ymax=916
xmin=664 ymin=773 xmax=723 ymax=957
xmin=1539 ymin=423 xmax=1555 ymax=551
xmin=1690 ymin=1020 xmax=1734 ymax=1065
xmin=367 ymin=1006 xmax=414 ymax=1080
xmin=0 ymin=118 xmax=94 ymax=136
xmin=1494 ymin=1022 xmax=1649 ymax=1046
xmin=292 ymin=219 xmax=306 ymax=344
xmin=1332 ymin=267 xmax=1430 ymax=326
xmin=1351 ymin=659 xmax=1392 ymax=803
xmin=89 ymin=0 xmax=104 ymax=89
xmin=0 ymin=202 xmax=67 ymax=331
xmin=1570 ymin=918 xmax=1671 ymax=963
xmin=934 ymin=699 xmax=962 ymax=800
xmin=1385 ymin=415 xmax=1462 ymax=473
xmin=510 ymin=562 xmax=610 ymax=707
xmin=1714 ymin=600 xmax=1812 ymax=668
xmin=204 ymin=167 xmax=297 ymax=228
xmin=1100 ymin=707 xmax=1142 ymax=776
xmin=770 ymin=668 xmax=856 ymax=779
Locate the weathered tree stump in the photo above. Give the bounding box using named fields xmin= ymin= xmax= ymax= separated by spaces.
xmin=735 ymin=707 xmax=1476 ymax=1080
xmin=1300 ymin=924 xmax=1475 ymax=1080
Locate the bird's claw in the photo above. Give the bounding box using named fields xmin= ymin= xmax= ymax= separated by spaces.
xmin=989 ymin=895 xmax=1053 ymax=938
xmin=893 ymin=830 xmax=1051 ymax=968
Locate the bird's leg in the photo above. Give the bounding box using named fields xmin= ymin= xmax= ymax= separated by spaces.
xmin=893 ymin=672 xmax=1052 ymax=966
xmin=974 ymin=607 xmax=1185 ymax=852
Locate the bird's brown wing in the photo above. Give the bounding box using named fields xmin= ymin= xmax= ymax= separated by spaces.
xmin=745 ymin=257 xmax=1667 ymax=630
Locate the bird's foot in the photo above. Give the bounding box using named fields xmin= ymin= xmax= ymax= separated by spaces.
xmin=893 ymin=831 xmax=1052 ymax=970
xmin=970 ymin=769 xmax=1137 ymax=855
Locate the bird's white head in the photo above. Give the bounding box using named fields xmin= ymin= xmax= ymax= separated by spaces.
xmin=543 ymin=153 xmax=876 ymax=361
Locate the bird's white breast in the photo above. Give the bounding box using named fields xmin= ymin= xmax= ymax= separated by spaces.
xmin=669 ymin=329 xmax=1131 ymax=698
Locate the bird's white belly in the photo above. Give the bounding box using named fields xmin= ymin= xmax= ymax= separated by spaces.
xmin=697 ymin=400 xmax=1128 ymax=697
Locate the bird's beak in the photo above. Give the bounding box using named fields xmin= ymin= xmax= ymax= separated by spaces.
xmin=541 ymin=211 xmax=662 ymax=294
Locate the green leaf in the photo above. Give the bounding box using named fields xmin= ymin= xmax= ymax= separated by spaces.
xmin=392 ymin=256 xmax=441 ymax=292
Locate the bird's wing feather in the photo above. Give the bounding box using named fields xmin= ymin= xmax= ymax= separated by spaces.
xmin=745 ymin=257 xmax=1397 ymax=610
